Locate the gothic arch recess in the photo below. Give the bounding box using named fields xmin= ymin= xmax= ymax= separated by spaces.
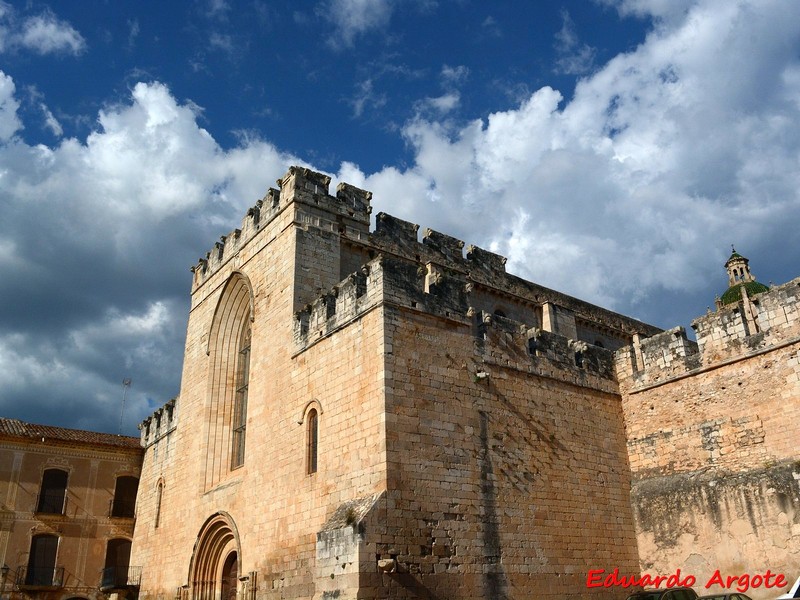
xmin=204 ymin=272 xmax=254 ymax=489
xmin=188 ymin=513 xmax=241 ymax=600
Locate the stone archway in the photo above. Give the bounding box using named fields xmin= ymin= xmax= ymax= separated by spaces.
xmin=189 ymin=513 xmax=241 ymax=600
xmin=220 ymin=551 xmax=238 ymax=600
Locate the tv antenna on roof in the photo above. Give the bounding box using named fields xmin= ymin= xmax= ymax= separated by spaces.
xmin=119 ymin=378 xmax=132 ymax=435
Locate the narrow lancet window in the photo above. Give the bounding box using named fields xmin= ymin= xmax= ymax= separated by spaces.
xmin=307 ymin=409 xmax=318 ymax=474
xmin=231 ymin=321 xmax=251 ymax=469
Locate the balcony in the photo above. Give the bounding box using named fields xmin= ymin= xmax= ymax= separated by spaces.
xmin=100 ymin=566 xmax=141 ymax=592
xmin=16 ymin=566 xmax=64 ymax=590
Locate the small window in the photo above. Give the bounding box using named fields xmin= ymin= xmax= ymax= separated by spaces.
xmin=37 ymin=469 xmax=68 ymax=514
xmin=111 ymin=476 xmax=139 ymax=518
xmin=26 ymin=534 xmax=59 ymax=586
xmin=493 ymin=309 xmax=507 ymax=319
xmin=154 ymin=481 xmax=164 ymax=529
xmin=307 ymin=409 xmax=318 ymax=475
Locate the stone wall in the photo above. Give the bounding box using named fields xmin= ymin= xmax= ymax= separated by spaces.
xmin=375 ymin=305 xmax=639 ymax=599
xmin=616 ymin=278 xmax=800 ymax=598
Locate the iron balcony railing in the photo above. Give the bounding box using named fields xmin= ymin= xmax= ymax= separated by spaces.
xmin=100 ymin=566 xmax=142 ymax=591
xmin=16 ymin=566 xmax=64 ymax=588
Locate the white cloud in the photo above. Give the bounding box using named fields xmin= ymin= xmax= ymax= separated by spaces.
xmin=340 ymin=0 xmax=800 ymax=316
xmin=40 ymin=103 xmax=62 ymax=137
xmin=417 ymin=92 xmax=460 ymax=115
xmin=350 ymin=78 xmax=387 ymax=118
xmin=18 ymin=12 xmax=86 ymax=55
xmin=0 ymin=6 xmax=85 ymax=56
xmin=0 ymin=71 xmax=21 ymax=140
xmin=0 ymin=74 xmax=300 ymax=432
xmin=441 ymin=65 xmax=469 ymax=86
xmin=322 ymin=0 xmax=393 ymax=48
xmin=554 ymin=9 xmax=596 ymax=75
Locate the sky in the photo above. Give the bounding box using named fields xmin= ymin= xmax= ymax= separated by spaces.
xmin=1 ymin=0 xmax=800 ymax=435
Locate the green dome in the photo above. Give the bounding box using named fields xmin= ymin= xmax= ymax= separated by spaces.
xmin=720 ymin=280 xmax=769 ymax=306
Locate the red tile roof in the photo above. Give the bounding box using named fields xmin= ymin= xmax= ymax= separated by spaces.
xmin=0 ymin=418 xmax=141 ymax=450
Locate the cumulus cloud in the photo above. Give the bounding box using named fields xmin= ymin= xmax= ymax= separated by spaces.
xmin=0 ymin=72 xmax=22 ymax=140
xmin=340 ymin=0 xmax=800 ymax=322
xmin=0 ymin=76 xmax=299 ymax=433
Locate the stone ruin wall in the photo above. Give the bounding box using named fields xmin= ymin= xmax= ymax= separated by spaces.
xmin=615 ymin=279 xmax=800 ymax=598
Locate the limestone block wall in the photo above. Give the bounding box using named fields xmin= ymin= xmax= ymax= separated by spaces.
xmin=375 ymin=304 xmax=639 ymax=599
xmin=132 ymin=169 xmax=388 ymax=600
xmin=616 ymin=277 xmax=800 ymax=599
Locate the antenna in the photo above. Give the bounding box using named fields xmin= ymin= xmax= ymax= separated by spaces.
xmin=119 ymin=378 xmax=132 ymax=435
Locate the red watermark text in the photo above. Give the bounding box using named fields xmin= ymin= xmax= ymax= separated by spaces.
xmin=586 ymin=568 xmax=787 ymax=593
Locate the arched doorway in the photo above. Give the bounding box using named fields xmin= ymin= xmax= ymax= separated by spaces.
xmin=220 ymin=552 xmax=238 ymax=600
xmin=189 ymin=513 xmax=241 ymax=600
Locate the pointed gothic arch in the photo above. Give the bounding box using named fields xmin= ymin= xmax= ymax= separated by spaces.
xmin=188 ymin=513 xmax=241 ymax=600
xmin=204 ymin=272 xmax=254 ymax=488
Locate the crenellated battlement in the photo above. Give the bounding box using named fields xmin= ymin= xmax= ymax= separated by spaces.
xmin=139 ymin=397 xmax=177 ymax=449
xmin=476 ymin=314 xmax=618 ymax=392
xmin=192 ymin=166 xmax=659 ymax=353
xmin=191 ymin=166 xmax=373 ymax=288
xmin=616 ymin=276 xmax=800 ymax=390
xmin=293 ymin=258 xmax=379 ymax=349
xmin=366 ymin=213 xmax=655 ymax=346
xmin=293 ymin=251 xmax=619 ymax=392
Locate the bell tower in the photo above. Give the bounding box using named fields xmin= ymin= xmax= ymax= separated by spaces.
xmin=724 ymin=246 xmax=755 ymax=287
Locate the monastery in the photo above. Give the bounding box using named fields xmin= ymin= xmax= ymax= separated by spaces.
xmin=1 ymin=166 xmax=798 ymax=600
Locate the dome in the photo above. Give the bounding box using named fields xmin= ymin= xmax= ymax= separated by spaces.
xmin=719 ymin=280 xmax=769 ymax=306
xmin=717 ymin=247 xmax=769 ymax=307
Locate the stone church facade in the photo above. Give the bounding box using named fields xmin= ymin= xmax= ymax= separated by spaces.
xmin=130 ymin=166 xmax=800 ymax=600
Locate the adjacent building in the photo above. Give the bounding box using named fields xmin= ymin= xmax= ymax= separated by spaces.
xmin=0 ymin=418 xmax=143 ymax=600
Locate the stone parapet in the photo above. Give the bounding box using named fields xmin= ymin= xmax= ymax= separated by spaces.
xmin=616 ymin=277 xmax=800 ymax=390
xmin=139 ymin=398 xmax=177 ymax=449
xmin=191 ymin=167 xmax=373 ymax=289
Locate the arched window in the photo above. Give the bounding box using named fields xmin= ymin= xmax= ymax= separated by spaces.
xmin=306 ymin=409 xmax=318 ymax=475
xmin=231 ymin=322 xmax=251 ymax=470
xmin=205 ymin=273 xmax=253 ymax=488
xmin=111 ymin=476 xmax=138 ymax=517
xmin=37 ymin=469 xmax=68 ymax=514
xmin=154 ymin=480 xmax=164 ymax=528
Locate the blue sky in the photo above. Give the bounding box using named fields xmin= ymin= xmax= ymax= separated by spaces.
xmin=2 ymin=0 xmax=800 ymax=434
